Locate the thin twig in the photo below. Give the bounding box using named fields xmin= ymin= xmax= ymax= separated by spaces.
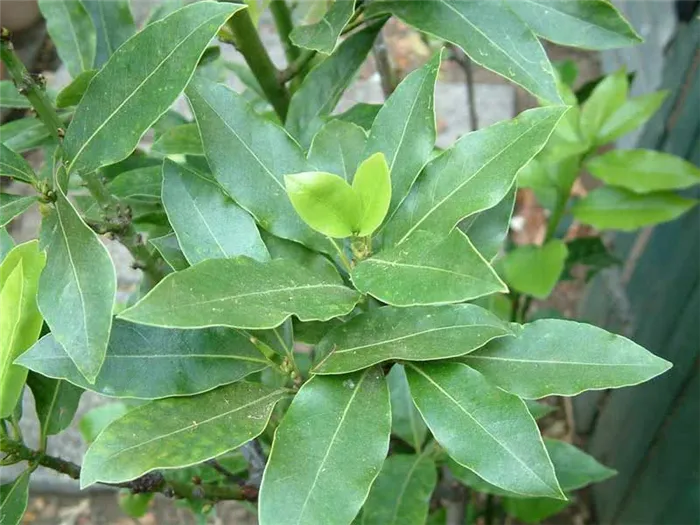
xmin=447 ymin=43 xmax=479 ymax=131
xmin=279 ymin=50 xmax=317 ymax=83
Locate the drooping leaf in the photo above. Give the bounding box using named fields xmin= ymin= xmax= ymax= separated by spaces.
xmin=151 ymin=123 xmax=204 ymax=156
xmin=596 ymin=91 xmax=668 ymax=145
xmin=352 ymin=153 xmax=392 ymax=236
xmin=82 ymin=0 xmax=136 ymax=67
xmin=290 ymin=0 xmax=355 ymax=54
xmin=37 ymin=189 xmax=116 ymax=383
xmin=38 ymin=0 xmax=96 ymax=78
xmin=119 ymin=257 xmax=361 ymax=329
xmin=186 ymin=76 xmax=331 ymax=253
xmin=26 ymin=372 xmax=83 ymax=438
xmin=586 ymin=149 xmax=700 ymax=194
xmin=149 ymin=233 xmax=189 ymax=272
xmin=313 ymin=304 xmax=513 ymax=374
xmin=0 ymin=470 xmax=30 ymax=525
xmin=0 ymin=81 xmax=30 ymax=109
xmin=334 ymin=103 xmax=382 ymax=131
xmin=162 ymin=160 xmax=269 ymax=264
xmin=63 ymin=2 xmax=243 ymax=175
xmin=361 ymin=454 xmax=437 ymax=525
xmin=382 ymin=106 xmax=566 ymax=247
xmin=501 ymin=240 xmax=568 ymax=299
xmin=506 ymin=0 xmax=641 ymax=50
xmin=55 ymin=69 xmax=98 ymax=108
xmin=107 ymin=166 xmax=162 ymax=202
xmin=18 ymin=321 xmax=270 ymax=399
xmin=308 ymin=120 xmax=367 ymax=181
xmin=259 ymin=368 xmax=390 ymax=525
xmin=579 ymin=68 xmax=628 ymax=142
xmin=572 ymin=187 xmax=698 ymax=231
xmin=365 ymin=0 xmax=560 ymax=102
xmin=459 ymin=183 xmax=516 ymax=261
xmin=79 ymin=402 xmax=130 ymax=443
xmin=463 ymin=319 xmax=672 ymax=398
xmin=352 ymin=230 xmax=507 ymax=306
xmin=0 ymin=194 xmax=37 ymax=227
xmin=406 ymin=362 xmax=563 ymax=499
xmin=387 ymin=364 xmax=427 ymax=452
xmin=0 ymin=143 xmax=36 ymax=184
xmin=286 ymin=20 xmax=383 ymax=149
xmin=365 ymin=51 xmax=441 ymax=224
xmin=80 ymin=382 xmax=286 ymax=487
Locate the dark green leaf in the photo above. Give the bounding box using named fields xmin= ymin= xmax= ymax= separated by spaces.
xmin=502 ymin=496 xmax=570 ymax=524
xmin=0 ymin=194 xmax=37 ymax=227
xmin=26 ymin=372 xmax=83 ymax=438
xmin=80 ymin=382 xmax=286 ymax=487
xmin=406 ymin=362 xmax=563 ymax=498
xmin=19 ymin=321 xmax=269 ymax=399
xmin=290 ymin=0 xmax=355 ymax=54
xmin=463 ymin=319 xmax=672 ymax=398
xmin=0 ymin=117 xmax=56 ymax=153
xmin=0 ymin=81 xmax=30 ymax=109
xmin=459 ymin=184 xmax=516 ymax=261
xmin=597 ymin=91 xmax=668 ymax=144
xmin=259 ymin=368 xmax=390 ymax=525
xmin=0 ymin=470 xmax=30 ymax=525
xmin=151 ymin=124 xmax=204 ymax=156
xmin=83 ymin=0 xmax=136 ymax=67
xmin=0 ymin=143 xmax=36 ymax=184
xmin=562 ymin=236 xmax=620 ymax=280
xmin=119 ymin=257 xmax=361 ymax=329
xmin=55 ymin=69 xmax=97 ymax=108
xmin=106 ymin=166 xmax=162 ymax=202
xmin=149 ymin=233 xmax=189 ymax=272
xmin=0 ymin=228 xmax=14 ymax=263
xmin=554 ymin=60 xmax=578 ymax=87
xmin=308 ymin=120 xmax=367 ymax=182
xmin=525 ymin=400 xmax=556 ymax=420
xmin=314 ymin=304 xmax=513 ymax=374
xmin=352 ymin=153 xmax=391 ymax=236
xmin=545 ymin=439 xmax=616 ymax=490
xmin=388 ymin=364 xmax=427 ymax=451
xmin=118 ymin=492 xmax=153 ymax=518
xmin=261 ymin=230 xmax=339 ymax=281
xmin=63 ymin=2 xmax=243 ymax=175
xmin=334 ymin=103 xmax=382 ymax=131
xmin=352 ymin=230 xmax=506 ymax=306
xmin=501 ymin=240 xmax=568 ymax=299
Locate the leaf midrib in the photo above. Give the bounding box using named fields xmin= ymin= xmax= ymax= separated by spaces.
xmin=465 ymin=355 xmax=659 ymax=368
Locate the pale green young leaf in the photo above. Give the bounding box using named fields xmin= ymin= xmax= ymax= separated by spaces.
xmin=186 ymin=76 xmax=331 ymax=253
xmin=119 ymin=257 xmax=361 ymax=329
xmin=149 ymin=233 xmax=189 ymax=272
xmin=406 ymin=362 xmax=564 ymax=499
xmin=82 ymin=0 xmax=136 ymax=67
xmin=352 ymin=230 xmax=507 ymax=306
xmin=55 ymin=69 xmax=98 ymax=108
xmin=107 ymin=166 xmax=162 ymax=202
xmin=365 ymin=51 xmax=441 ymax=224
xmin=259 ymin=368 xmax=390 ymax=525
xmin=501 ymin=240 xmax=568 ymax=299
xmin=26 ymin=372 xmax=83 ymax=438
xmin=64 ymin=2 xmax=243 ymax=175
xmin=459 ymin=184 xmax=516 ymax=262
xmin=586 ymin=149 xmax=700 ymax=194
xmin=151 ymin=123 xmax=204 ymax=156
xmin=38 ymin=189 xmax=116 ymax=383
xmin=308 ymin=120 xmax=367 ymax=181
xmin=387 ymin=364 xmax=427 ymax=452
xmin=80 ymin=382 xmax=286 ymax=487
xmin=579 ymin=69 xmax=628 ymax=142
xmin=313 ymin=304 xmax=513 ymax=374
xmin=38 ymin=0 xmax=96 ymax=78
xmin=597 ymin=91 xmax=668 ymax=145
xmin=79 ymin=402 xmax=130 ymax=443
xmin=0 ymin=143 xmax=36 ymax=184
xmin=286 ymin=21 xmax=383 ymax=148
xmin=463 ymin=319 xmax=672 ymax=398
xmin=572 ymin=187 xmax=698 ymax=231
xmin=365 ymin=0 xmax=560 ymax=103
xmin=0 ymin=81 xmax=30 ymax=108
xmin=290 ymin=0 xmax=355 ymax=54
xmin=505 ymin=0 xmax=641 ymax=50
xmin=18 ymin=321 xmax=270 ymax=399
xmin=163 ymin=160 xmax=269 ymax=264
xmin=361 ymin=454 xmax=437 ymax=525
xmin=0 ymin=470 xmax=30 ymax=525
xmin=0 ymin=194 xmax=38 ymax=227
xmin=382 ymin=106 xmax=567 ymax=247
xmin=353 ymin=153 xmax=391 ymax=236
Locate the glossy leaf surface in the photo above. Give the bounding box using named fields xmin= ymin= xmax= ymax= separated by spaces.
xmin=290 ymin=0 xmax=355 ymax=54
xmin=501 ymin=240 xmax=568 ymax=299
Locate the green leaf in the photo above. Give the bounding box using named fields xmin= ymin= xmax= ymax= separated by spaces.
xmin=0 ymin=241 xmax=46 ymax=418
xmin=579 ymin=69 xmax=628 ymax=142
xmin=365 ymin=52 xmax=440 ymax=224
xmin=0 ymin=228 xmax=14 ymax=263
xmin=562 ymin=236 xmax=620 ymax=281
xmin=572 ymin=186 xmax=698 ymax=231
xmin=106 ymin=166 xmax=162 ymax=202
xmin=586 ymin=149 xmax=700 ymax=194
xmin=63 ymin=2 xmax=243 ymax=175
xmin=506 ymin=0 xmax=641 ymax=50
xmin=352 ymin=153 xmax=391 ymax=236
xmin=285 ymin=171 xmax=363 ymax=238
xmin=361 ymin=454 xmax=437 ymax=525
xmin=118 ymin=492 xmax=154 ymax=518
xmin=313 ymin=304 xmax=513 ymax=374
xmin=259 ymin=368 xmax=390 ymax=525
xmin=366 ymin=0 xmax=560 ymax=103
xmin=286 ymin=20 xmax=383 ymax=149
xmin=79 ymin=402 xmax=130 ymax=443
xmin=186 ymin=76 xmax=330 ymax=253
xmin=82 ymin=0 xmax=136 ymax=68
xmin=525 ymin=400 xmax=556 ymax=420
xmin=0 ymin=194 xmax=37 ymax=227
xmin=119 ymin=257 xmax=361 ymax=329
xmin=151 ymin=123 xmax=204 ymax=156
xmin=55 ymin=69 xmax=98 ymax=108
xmin=545 ymin=439 xmax=616 ymax=490
xmin=261 ymin=230 xmax=339 ymax=282
xmin=38 ymin=0 xmax=96 ymax=78
xmin=0 ymin=470 xmax=30 ymax=525
xmin=334 ymin=103 xmax=382 ymax=131
xmin=149 ymin=233 xmax=189 ymax=272
xmin=596 ymin=91 xmax=668 ymax=144
xmin=406 ymin=362 xmax=563 ymax=499
xmin=18 ymin=321 xmax=270 ymax=399
xmin=0 ymin=81 xmax=30 ymax=109
xmin=352 ymin=230 xmax=507 ymax=306
xmin=80 ymin=382 xmax=286 ymax=487
xmin=26 ymin=372 xmax=83 ymax=438
xmin=290 ymin=0 xmax=355 ymax=54
xmin=0 ymin=117 xmax=56 ymax=153
xmin=387 ymin=364 xmax=427 ymax=452
xmin=162 ymin=160 xmax=269 ymax=264
xmin=459 ymin=184 xmax=516 ymax=261
xmin=463 ymin=319 xmax=672 ymax=398
xmin=501 ymin=240 xmax=568 ymax=299
xmin=502 ymin=496 xmax=570 ymax=524
xmin=37 ymin=188 xmax=116 ymax=383
xmin=0 ymin=144 xmax=36 ymax=184
xmin=308 ymin=120 xmax=367 ymax=182
xmin=382 ymin=106 xmax=566 ymax=247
